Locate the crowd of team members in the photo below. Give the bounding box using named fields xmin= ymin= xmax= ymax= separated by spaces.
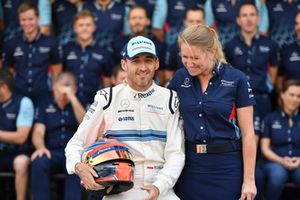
xmin=0 ymin=0 xmax=300 ymax=200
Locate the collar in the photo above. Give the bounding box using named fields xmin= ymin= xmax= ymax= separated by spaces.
xmin=239 ymin=32 xmax=260 ymax=43
xmin=75 ymin=39 xmax=96 ymax=50
xmin=127 ymin=82 xmax=156 ymax=100
xmin=22 ymin=32 xmax=41 ymax=43
xmin=212 ymin=61 xmax=222 ymax=77
xmin=280 ymin=108 xmax=299 ymax=118
xmin=94 ymin=1 xmax=115 ymax=11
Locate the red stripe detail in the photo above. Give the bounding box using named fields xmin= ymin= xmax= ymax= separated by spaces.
xmin=229 ymin=103 xmax=236 ymax=121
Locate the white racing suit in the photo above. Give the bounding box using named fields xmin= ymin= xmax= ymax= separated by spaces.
xmin=65 ymin=83 xmax=185 ymax=200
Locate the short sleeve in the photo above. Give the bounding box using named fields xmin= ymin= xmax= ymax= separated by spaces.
xmin=261 ymin=114 xmax=271 ymax=138
xmin=236 ymin=72 xmax=256 ymax=108
xmin=16 ymin=97 xmax=34 ymax=127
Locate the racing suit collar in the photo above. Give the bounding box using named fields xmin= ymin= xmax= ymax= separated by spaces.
xmin=127 ymin=83 xmax=156 ymax=100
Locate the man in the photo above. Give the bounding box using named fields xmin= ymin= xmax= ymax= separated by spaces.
xmin=62 ymin=10 xmax=113 ymax=106
xmin=224 ymin=3 xmax=279 ymax=199
xmin=65 ymin=36 xmax=185 ymax=199
xmin=224 ymin=1 xmax=279 ymax=121
xmin=1 ymin=0 xmax=51 ymax=40
xmin=31 ymin=72 xmax=85 ymax=200
xmin=277 ymin=12 xmax=300 ymax=91
xmin=164 ymin=6 xmax=206 ymax=86
xmin=3 ymin=2 xmax=62 ymax=106
xmin=112 ymin=6 xmax=165 ymax=85
xmin=52 ymin=0 xmax=84 ymax=45
xmin=82 ymin=0 xmax=127 ymax=52
xmin=0 ymin=68 xmax=34 ymax=200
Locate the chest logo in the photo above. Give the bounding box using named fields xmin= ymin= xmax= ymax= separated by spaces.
xmin=289 ymin=52 xmax=300 ymax=62
xmin=272 ymin=120 xmax=282 ymax=129
xmin=111 ymin=13 xmax=122 ymax=20
xmin=67 ymin=51 xmax=77 ymax=60
xmin=216 ymin=3 xmax=227 ymax=13
xmin=120 ymin=99 xmax=130 ymax=108
xmin=6 ymin=113 xmax=16 ymax=120
xmin=181 ymin=77 xmax=191 ymax=88
xmin=14 ymin=47 xmax=24 ymax=57
xmin=39 ymin=47 xmax=50 ymax=53
xmin=273 ymin=4 xmax=283 ymax=12
xmin=221 ymin=80 xmax=235 ymax=87
xmin=259 ymin=46 xmax=270 ymax=53
xmin=174 ymin=2 xmax=185 ymax=10
xmin=234 ymin=47 xmax=243 ymax=56
xmin=46 ymin=104 xmax=56 ymax=113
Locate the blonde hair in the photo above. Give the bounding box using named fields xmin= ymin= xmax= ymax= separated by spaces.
xmin=178 ymin=24 xmax=227 ymax=64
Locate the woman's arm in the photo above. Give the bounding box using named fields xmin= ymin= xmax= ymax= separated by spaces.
xmin=237 ymin=106 xmax=257 ymax=200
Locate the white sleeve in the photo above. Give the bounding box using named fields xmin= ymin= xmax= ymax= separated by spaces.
xmin=65 ymin=89 xmax=109 ymax=174
xmin=153 ymin=91 xmax=185 ymax=195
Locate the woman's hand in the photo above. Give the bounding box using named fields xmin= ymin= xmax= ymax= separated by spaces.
xmin=240 ymin=180 xmax=256 ymax=200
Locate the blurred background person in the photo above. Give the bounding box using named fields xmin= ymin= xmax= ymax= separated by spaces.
xmin=0 ymin=68 xmax=34 ymax=200
xmin=277 ymin=11 xmax=300 ymax=91
xmin=2 ymin=2 xmax=62 ymax=107
xmin=62 ymin=10 xmax=113 ymax=107
xmin=30 ymin=72 xmax=85 ymax=200
xmin=205 ymin=0 xmax=269 ymax=45
xmin=164 ymin=6 xmax=206 ymax=86
xmin=261 ymin=80 xmax=300 ymax=200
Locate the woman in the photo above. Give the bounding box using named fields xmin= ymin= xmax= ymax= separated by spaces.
xmin=168 ymin=24 xmax=257 ymax=200
xmin=261 ymin=80 xmax=300 ymax=200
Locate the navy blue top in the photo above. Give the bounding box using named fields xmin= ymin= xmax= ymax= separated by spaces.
xmin=0 ymin=94 xmax=33 ymax=151
xmin=267 ymin=0 xmax=300 ymax=47
xmin=62 ymin=41 xmax=113 ymax=105
xmin=52 ymin=0 xmax=77 ymax=45
xmin=279 ymin=40 xmax=300 ymax=80
xmin=165 ymin=0 xmax=204 ymax=45
xmin=168 ymin=63 xmax=255 ymax=143
xmin=1 ymin=0 xmax=38 ymax=40
xmin=164 ymin=42 xmax=183 ymax=71
xmin=35 ymin=94 xmax=79 ymax=150
xmin=3 ymin=34 xmax=62 ymax=101
xmin=82 ymin=1 xmax=126 ymax=51
xmin=225 ymin=34 xmax=279 ymax=94
xmin=262 ymin=109 xmax=300 ymax=157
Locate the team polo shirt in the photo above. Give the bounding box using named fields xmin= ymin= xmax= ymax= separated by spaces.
xmin=52 ymin=0 xmax=77 ymax=45
xmin=82 ymin=1 xmax=126 ymax=51
xmin=262 ymin=109 xmax=300 ymax=157
xmin=165 ymin=0 xmax=204 ymax=46
xmin=279 ymin=40 xmax=300 ymax=80
xmin=3 ymin=34 xmax=62 ymax=100
xmin=112 ymin=33 xmax=165 ymax=66
xmin=0 ymin=94 xmax=34 ymax=151
xmin=62 ymin=41 xmax=113 ymax=105
xmin=35 ymin=94 xmax=79 ymax=150
xmin=267 ymin=0 xmax=300 ymax=47
xmin=224 ymin=33 xmax=279 ymax=94
xmin=205 ymin=0 xmax=269 ymax=45
xmin=168 ymin=63 xmax=255 ymax=143
xmin=164 ymin=42 xmax=183 ymax=71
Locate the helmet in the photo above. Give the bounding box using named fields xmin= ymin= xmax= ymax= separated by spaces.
xmin=81 ymin=139 xmax=135 ymax=195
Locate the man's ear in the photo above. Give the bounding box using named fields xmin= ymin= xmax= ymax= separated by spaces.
xmin=121 ymin=59 xmax=127 ymax=71
xmin=155 ymin=58 xmax=159 ymax=70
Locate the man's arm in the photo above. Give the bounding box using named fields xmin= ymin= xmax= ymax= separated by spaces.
xmin=51 ymin=63 xmax=63 ymax=83
xmin=268 ymin=66 xmax=278 ymax=86
xmin=152 ymin=91 xmax=185 ymax=195
xmin=65 ymin=89 xmax=108 ymax=174
xmin=0 ymin=96 xmax=34 ymax=144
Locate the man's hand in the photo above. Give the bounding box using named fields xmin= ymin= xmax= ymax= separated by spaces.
xmin=59 ymin=85 xmax=76 ymax=102
xmin=31 ymin=147 xmax=51 ymax=160
xmin=141 ymin=185 xmax=160 ymax=200
xmin=75 ymin=162 xmax=104 ymax=191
